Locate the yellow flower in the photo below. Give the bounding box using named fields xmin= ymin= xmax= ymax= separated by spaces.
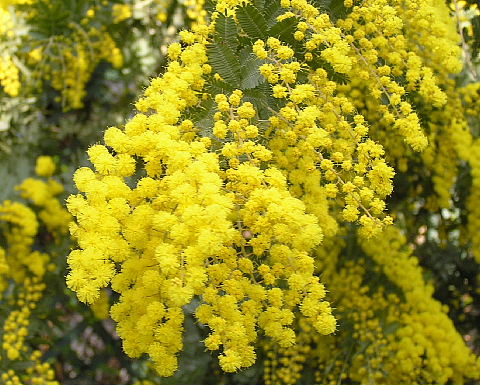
xmin=35 ymin=156 xmax=55 ymax=177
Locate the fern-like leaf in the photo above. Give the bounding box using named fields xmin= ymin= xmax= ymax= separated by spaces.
xmin=207 ymin=41 xmax=242 ymax=86
xmin=269 ymin=19 xmax=297 ymax=44
xmin=214 ymin=13 xmax=238 ymax=47
xmin=240 ymin=49 xmax=265 ymax=90
xmin=236 ymin=5 xmax=267 ymax=40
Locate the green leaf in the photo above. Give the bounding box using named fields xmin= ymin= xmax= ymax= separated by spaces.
xmin=240 ymin=49 xmax=265 ymax=90
xmin=207 ymin=41 xmax=242 ymax=86
xmin=214 ymin=13 xmax=238 ymax=47
xmin=236 ymin=5 xmax=267 ymax=40
xmin=383 ymin=321 xmax=401 ymax=335
xmin=191 ymin=80 xmax=233 ymax=135
xmin=244 ymin=82 xmax=281 ymax=119
xmin=207 ymin=77 xmax=235 ymax=95
xmin=264 ymin=0 xmax=282 ymax=28
xmin=328 ymin=0 xmax=349 ymax=19
xmin=269 ymin=19 xmax=297 ymax=44
xmin=471 ymin=15 xmax=480 ymax=56
xmin=309 ymin=0 xmax=330 ymax=11
xmin=303 ymin=0 xmax=349 ymax=19
xmin=191 ymin=99 xmax=216 ymax=136
xmin=253 ymin=0 xmax=265 ymax=12
xmin=204 ymin=0 xmax=216 ymax=13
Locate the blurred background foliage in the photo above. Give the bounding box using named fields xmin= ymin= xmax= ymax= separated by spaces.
xmin=0 ymin=0 xmax=479 ymax=384
xmin=0 ymin=0 xmax=189 ymax=201
xmin=416 ymin=0 xmax=480 ymax=359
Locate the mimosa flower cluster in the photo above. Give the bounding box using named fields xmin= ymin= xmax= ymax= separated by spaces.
xmin=67 ymin=37 xmax=336 ymax=374
xmin=66 ymin=0 xmax=480 ymax=382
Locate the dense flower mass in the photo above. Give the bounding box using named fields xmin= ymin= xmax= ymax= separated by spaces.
xmin=66 ymin=39 xmax=336 ymax=374
xmin=8 ymin=0 xmax=470 ymax=383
